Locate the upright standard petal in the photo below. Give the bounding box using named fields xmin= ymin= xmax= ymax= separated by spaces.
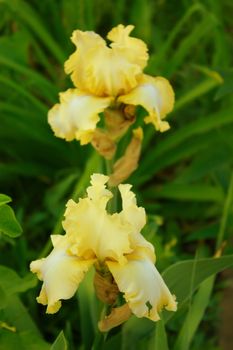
xmin=107 ymin=24 xmax=148 ymax=70
xmin=118 ymin=184 xmax=154 ymax=259
xmin=64 ymin=26 xmax=148 ymax=97
xmin=119 ymin=183 xmax=146 ymax=233
xmin=107 ymin=249 xmax=177 ymax=321
xmin=30 ymin=235 xmax=95 ymax=313
xmin=64 ymin=30 xmax=106 ymax=94
xmin=63 ymin=174 xmax=132 ymax=264
xmin=48 ymin=89 xmax=111 ymax=144
xmin=119 ymin=75 xmax=175 ymax=132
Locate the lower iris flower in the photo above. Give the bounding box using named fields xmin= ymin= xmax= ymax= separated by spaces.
xmin=30 ymin=174 xmax=176 ymax=327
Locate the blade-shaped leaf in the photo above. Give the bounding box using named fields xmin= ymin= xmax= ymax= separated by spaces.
xmin=0 ymin=266 xmax=37 ymax=302
xmin=0 ymin=204 xmax=22 ymax=237
xmin=0 ymin=295 xmax=50 ymax=350
xmin=0 ymin=194 xmax=11 ymax=206
xmin=162 ymin=255 xmax=233 ymax=315
xmin=51 ymin=331 xmax=68 ymax=350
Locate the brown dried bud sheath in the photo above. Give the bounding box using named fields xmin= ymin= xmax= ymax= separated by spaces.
xmin=109 ymin=128 xmax=143 ymax=186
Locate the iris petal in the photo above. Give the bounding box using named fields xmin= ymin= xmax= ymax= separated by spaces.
xmin=119 ymin=75 xmax=175 ymax=132
xmin=63 ymin=174 xmax=132 ymax=264
xmin=108 ymin=24 xmax=148 ymax=70
xmin=107 ymin=249 xmax=177 ymax=321
xmin=64 ymin=25 xmax=148 ymax=97
xmin=30 ymin=235 xmax=95 ymax=313
xmin=48 ymin=89 xmax=111 ymax=144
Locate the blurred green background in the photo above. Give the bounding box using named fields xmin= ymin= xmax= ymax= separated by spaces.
xmin=0 ymin=0 xmax=233 ymax=349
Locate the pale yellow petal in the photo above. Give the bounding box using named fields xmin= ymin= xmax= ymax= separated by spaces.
xmin=118 ymin=184 xmax=154 ymax=259
xmin=30 ymin=235 xmax=95 ymax=313
xmin=48 ymin=89 xmax=111 ymax=144
xmin=80 ymin=46 xmax=140 ymax=97
xmin=107 ymin=249 xmax=177 ymax=321
xmin=107 ymin=24 xmax=148 ymax=70
xmin=119 ymin=75 xmax=175 ymax=132
xmin=64 ymin=27 xmax=146 ymax=97
xmin=64 ymin=30 xmax=106 ymax=93
xmin=63 ymin=174 xmax=132 ymax=264
xmin=119 ymin=184 xmax=146 ymax=232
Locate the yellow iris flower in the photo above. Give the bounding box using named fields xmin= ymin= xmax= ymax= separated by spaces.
xmin=48 ymin=25 xmax=175 ymax=144
xmin=30 ymin=174 xmax=177 ymax=321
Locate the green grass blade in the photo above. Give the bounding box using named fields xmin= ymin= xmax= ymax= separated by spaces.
xmin=149 ymin=3 xmax=206 ymax=68
xmin=51 ymin=331 xmax=68 ymax=350
xmin=162 ymin=255 xmax=233 ymax=322
xmin=0 ymin=0 xmax=65 ymax=63
xmin=173 ymin=276 xmax=214 ymax=350
xmin=149 ymin=319 xmax=169 ymax=350
xmin=143 ymin=184 xmax=224 ymax=202
xmin=0 ymin=75 xmax=47 ymax=113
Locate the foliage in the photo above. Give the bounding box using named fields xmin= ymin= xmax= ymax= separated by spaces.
xmin=0 ymin=0 xmax=233 ymax=349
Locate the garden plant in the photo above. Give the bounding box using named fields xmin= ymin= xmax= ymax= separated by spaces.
xmin=0 ymin=1 xmax=233 ymax=350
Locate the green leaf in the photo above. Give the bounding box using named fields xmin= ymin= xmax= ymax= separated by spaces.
xmin=0 ymin=54 xmax=59 ymax=99
xmin=122 ymin=317 xmax=153 ymax=350
xmin=0 ymin=204 xmax=22 ymax=237
xmin=0 ymin=75 xmax=47 ymax=113
xmin=149 ymin=319 xmax=169 ymax=350
xmin=185 ymin=223 xmax=219 ymax=242
xmin=215 ymin=68 xmax=233 ymax=100
xmin=164 ymin=13 xmax=217 ymax=77
xmin=0 ymin=295 xmax=50 ymax=350
xmin=0 ymin=0 xmax=65 ymax=63
xmin=162 ymin=255 xmax=233 ymax=318
xmin=0 ymin=284 xmax=7 ymax=309
xmin=0 ymin=194 xmax=11 ymax=206
xmin=174 ymin=276 xmax=214 ymax=350
xmin=137 ymin=106 xmax=233 ymax=185
xmin=102 ymin=333 xmax=122 ymax=350
xmin=174 ymin=78 xmax=221 ymax=112
xmin=0 ymin=265 xmax=37 ymax=303
xmin=143 ymin=183 xmax=224 ymax=202
xmin=51 ymin=331 xmax=68 ymax=350
xmin=148 ymin=3 xmax=206 ymax=69
xmin=76 ymin=268 xmax=97 ymax=350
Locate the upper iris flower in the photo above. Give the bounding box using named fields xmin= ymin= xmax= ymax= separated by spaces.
xmin=30 ymin=174 xmax=177 ymax=322
xmin=48 ymin=25 xmax=175 ymax=144
xmin=64 ymin=24 xmax=148 ymax=97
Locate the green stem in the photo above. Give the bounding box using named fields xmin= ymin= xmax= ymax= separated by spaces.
xmin=105 ymin=158 xmax=114 ymax=176
xmin=216 ymin=172 xmax=233 ymax=250
xmin=91 ymin=331 xmax=105 ymax=350
xmin=91 ymin=158 xmax=119 ymax=349
xmin=105 ymin=158 xmax=118 ymax=213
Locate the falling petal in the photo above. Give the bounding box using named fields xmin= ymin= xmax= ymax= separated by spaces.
xmin=30 ymin=235 xmax=95 ymax=313
xmin=107 ymin=248 xmax=177 ymax=321
xmin=48 ymin=89 xmax=111 ymax=144
xmin=119 ymin=75 xmax=175 ymax=132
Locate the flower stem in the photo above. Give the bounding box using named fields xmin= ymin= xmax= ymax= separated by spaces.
xmin=216 ymin=172 xmax=233 ymax=250
xmin=105 ymin=158 xmax=118 ymax=213
xmin=105 ymin=157 xmax=114 ymax=176
xmin=91 ymin=331 xmax=105 ymax=350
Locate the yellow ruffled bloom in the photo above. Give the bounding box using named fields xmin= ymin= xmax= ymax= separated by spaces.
xmin=30 ymin=174 xmax=177 ymax=321
xmin=64 ymin=24 xmax=148 ymax=97
xmin=48 ymin=89 xmax=112 ymax=144
xmin=48 ymin=24 xmax=174 ymax=143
